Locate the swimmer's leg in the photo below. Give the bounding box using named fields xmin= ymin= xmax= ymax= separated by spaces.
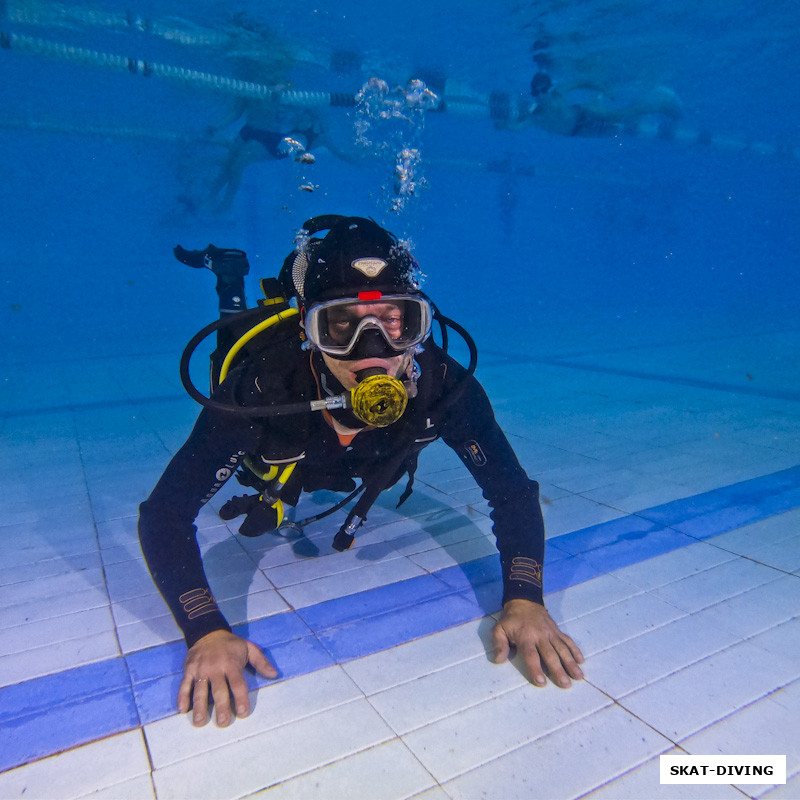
xmin=214 ymin=139 xmax=273 ymax=213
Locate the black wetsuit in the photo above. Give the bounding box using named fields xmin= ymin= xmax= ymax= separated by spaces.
xmin=138 ymin=322 xmax=545 ymax=647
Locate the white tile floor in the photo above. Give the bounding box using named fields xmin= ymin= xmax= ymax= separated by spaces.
xmin=1 ymin=331 xmax=799 ymax=799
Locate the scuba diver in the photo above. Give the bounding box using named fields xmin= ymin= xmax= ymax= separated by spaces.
xmin=138 ymin=215 xmax=585 ymax=727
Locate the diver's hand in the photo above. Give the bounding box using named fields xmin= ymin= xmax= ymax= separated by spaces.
xmin=177 ymin=629 xmax=278 ymax=727
xmin=492 ymin=599 xmax=584 ymax=688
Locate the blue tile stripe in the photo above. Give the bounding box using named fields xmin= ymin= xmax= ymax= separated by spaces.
xmin=481 ymin=351 xmax=800 ymax=404
xmin=540 ymin=358 xmax=800 ymax=403
xmin=1 ymin=464 xmax=798 ymax=773
xmin=0 ymin=661 xmax=140 ymax=775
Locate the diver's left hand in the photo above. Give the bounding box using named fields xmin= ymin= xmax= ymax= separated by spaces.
xmin=492 ymin=599 xmax=584 ymax=688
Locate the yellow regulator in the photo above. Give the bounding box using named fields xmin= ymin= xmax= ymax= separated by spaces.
xmin=350 ymin=374 xmax=408 ymax=427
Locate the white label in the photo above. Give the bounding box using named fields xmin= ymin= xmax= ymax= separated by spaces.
xmin=351 ymin=257 xmax=387 ymax=277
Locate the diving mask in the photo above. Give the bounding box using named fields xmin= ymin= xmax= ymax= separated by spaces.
xmin=304 ymin=293 xmax=432 ymax=359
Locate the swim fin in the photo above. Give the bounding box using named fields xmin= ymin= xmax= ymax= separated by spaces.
xmin=174 ymin=244 xmax=250 ymax=280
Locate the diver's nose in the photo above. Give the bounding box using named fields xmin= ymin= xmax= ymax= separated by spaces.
xmin=348 ymin=327 xmax=394 ymax=360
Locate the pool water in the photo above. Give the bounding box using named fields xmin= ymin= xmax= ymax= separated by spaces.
xmin=1 ymin=2 xmax=798 ymax=798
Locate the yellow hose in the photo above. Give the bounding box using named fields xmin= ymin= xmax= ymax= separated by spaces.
xmin=218 ymin=308 xmax=299 ymax=384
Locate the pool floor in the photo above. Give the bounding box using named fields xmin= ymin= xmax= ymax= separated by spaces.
xmin=1 ymin=330 xmax=799 ymax=799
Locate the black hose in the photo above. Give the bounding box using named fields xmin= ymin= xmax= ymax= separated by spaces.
xmin=425 ymin=308 xmax=479 ymax=419
xmin=294 ymin=483 xmax=366 ymax=528
xmin=179 ymin=309 xmax=320 ymax=418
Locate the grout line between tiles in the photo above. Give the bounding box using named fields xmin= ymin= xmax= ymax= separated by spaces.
xmin=2 ymin=464 xmax=799 ymax=778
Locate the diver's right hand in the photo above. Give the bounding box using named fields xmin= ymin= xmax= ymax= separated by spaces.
xmin=177 ymin=629 xmax=278 ymax=727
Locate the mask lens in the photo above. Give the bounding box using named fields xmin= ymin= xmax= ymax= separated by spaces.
xmin=307 ymin=296 xmax=431 ymax=356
